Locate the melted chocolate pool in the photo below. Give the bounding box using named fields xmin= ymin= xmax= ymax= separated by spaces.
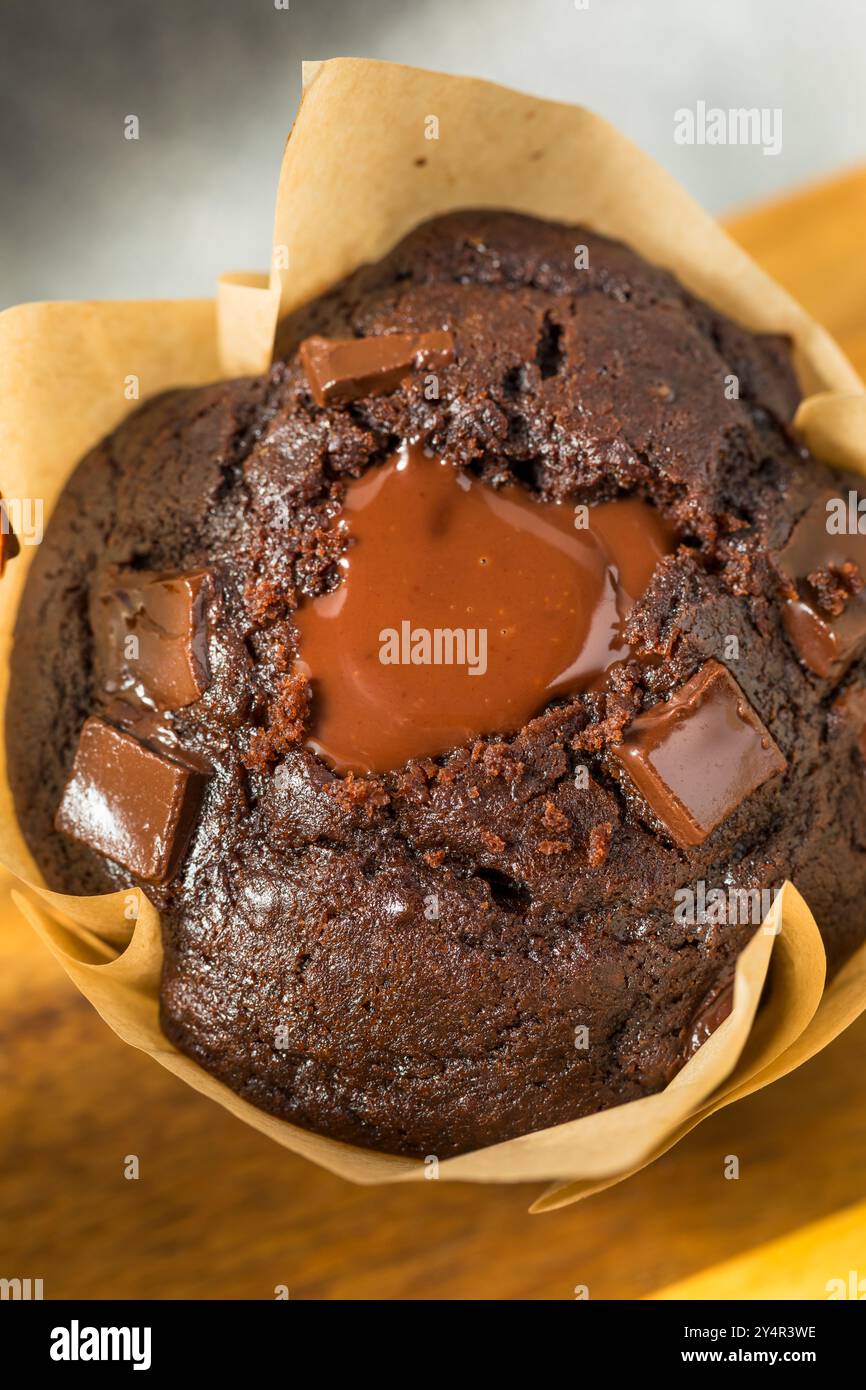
xmin=294 ymin=443 xmax=675 ymax=772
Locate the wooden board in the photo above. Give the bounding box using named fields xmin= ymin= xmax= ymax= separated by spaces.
xmin=2 ymin=168 xmax=866 ymax=1302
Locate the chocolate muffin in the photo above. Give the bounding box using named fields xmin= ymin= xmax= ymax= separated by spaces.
xmin=9 ymin=211 xmax=866 ymax=1159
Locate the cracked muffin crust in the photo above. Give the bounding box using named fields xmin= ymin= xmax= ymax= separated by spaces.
xmin=8 ymin=210 xmax=866 ymax=1157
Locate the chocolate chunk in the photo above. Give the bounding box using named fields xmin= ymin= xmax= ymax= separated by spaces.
xmin=776 ymin=492 xmax=866 ymax=680
xmin=55 ymin=716 xmax=209 ymax=883
xmin=299 ymin=330 xmax=454 ymax=405
xmin=689 ymin=980 xmax=734 ymax=1051
xmin=611 ymin=661 xmax=786 ymax=847
xmin=93 ymin=569 xmax=212 ymax=709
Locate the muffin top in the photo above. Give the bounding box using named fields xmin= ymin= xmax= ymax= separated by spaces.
xmin=9 ymin=210 xmax=866 ymax=1156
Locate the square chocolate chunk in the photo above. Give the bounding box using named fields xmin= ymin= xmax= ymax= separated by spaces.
xmin=92 ymin=569 xmax=212 ymax=709
xmin=611 ymin=661 xmax=786 ymax=847
xmin=55 ymin=716 xmax=209 ymax=883
xmin=776 ymin=491 xmax=866 ymax=680
xmin=300 ymin=330 xmax=454 ymax=406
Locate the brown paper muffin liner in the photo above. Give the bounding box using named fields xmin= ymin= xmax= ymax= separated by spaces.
xmin=2 ymin=59 xmax=865 ymax=1209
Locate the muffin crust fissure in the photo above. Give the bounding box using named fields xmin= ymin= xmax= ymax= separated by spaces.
xmin=9 ymin=211 xmax=866 ymax=1158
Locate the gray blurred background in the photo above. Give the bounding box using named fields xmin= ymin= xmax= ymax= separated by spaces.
xmin=1 ymin=0 xmax=865 ymax=309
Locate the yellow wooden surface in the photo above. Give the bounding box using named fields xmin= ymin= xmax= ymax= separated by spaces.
xmin=651 ymin=1198 xmax=866 ymax=1301
xmin=1 ymin=169 xmax=866 ymax=1301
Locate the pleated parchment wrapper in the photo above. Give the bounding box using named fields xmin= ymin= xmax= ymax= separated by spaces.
xmin=3 ymin=59 xmax=866 ymax=1214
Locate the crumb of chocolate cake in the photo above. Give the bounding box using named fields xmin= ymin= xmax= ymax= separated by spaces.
xmin=244 ymin=671 xmax=311 ymax=772
xmin=807 ymin=561 xmax=864 ymax=616
xmin=588 ymin=821 xmax=614 ymax=868
xmin=542 ymin=799 xmax=571 ymax=834
xmin=480 ymin=829 xmax=507 ymax=854
xmin=324 ymin=771 xmax=390 ymax=817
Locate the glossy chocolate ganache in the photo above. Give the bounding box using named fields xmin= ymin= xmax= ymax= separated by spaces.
xmin=9 ymin=210 xmax=866 ymax=1158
